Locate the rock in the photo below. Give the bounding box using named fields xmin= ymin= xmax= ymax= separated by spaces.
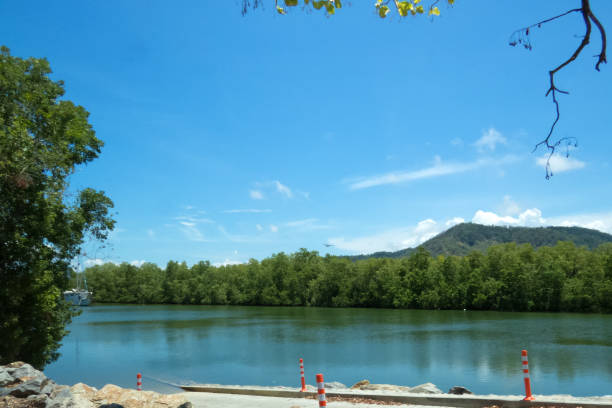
xmin=1 ymin=363 xmax=187 ymax=408
xmin=448 ymin=386 xmax=473 ymax=395
xmin=0 ymin=395 xmax=47 ymax=408
xmin=409 ymin=383 xmax=443 ymax=394
xmin=2 ymin=376 xmax=55 ymax=399
xmin=91 ymin=384 xmax=189 ymax=408
xmin=350 ymin=380 xmax=369 ymax=389
xmin=0 ymin=372 xmax=13 ymax=388
xmin=323 ymin=382 xmax=347 ymax=390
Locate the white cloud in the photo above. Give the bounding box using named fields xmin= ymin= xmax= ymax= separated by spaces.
xmin=329 ymin=218 xmax=449 ymax=254
xmin=548 ymin=212 xmax=612 ymax=234
xmin=174 ymin=216 xmax=214 ymax=224
xmin=536 ymin=154 xmax=585 ymax=174
xmin=269 ymin=224 xmax=279 ymax=233
xmin=274 ymin=180 xmax=293 ymax=198
xmin=500 ymin=195 xmax=520 ymax=216
xmin=213 ymin=259 xmax=243 ymax=267
xmin=472 ymin=208 xmax=612 ymax=235
xmin=130 ymin=260 xmax=146 ymax=267
xmin=328 ymin=204 xmax=612 ymax=255
xmin=445 ymin=217 xmax=465 ymax=227
xmin=250 ymin=190 xmax=264 ymax=200
xmin=472 ymin=208 xmax=546 ymax=227
xmin=224 ymin=209 xmax=272 ymax=213
xmin=474 ymin=128 xmax=507 ymax=152
xmin=256 ymin=224 xmax=264 ymax=231
xmin=348 ymin=155 xmax=518 ymax=190
xmin=84 ymin=258 xmax=107 ymax=267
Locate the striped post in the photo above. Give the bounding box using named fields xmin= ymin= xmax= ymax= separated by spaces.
xmin=521 ymin=350 xmax=534 ymax=401
xmin=299 ymin=358 xmax=306 ymax=392
xmin=316 ymin=373 xmax=326 ymax=407
xmin=137 ymin=373 xmax=142 ymax=391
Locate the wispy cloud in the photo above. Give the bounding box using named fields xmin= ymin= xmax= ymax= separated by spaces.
xmin=274 ymin=180 xmax=293 ymax=198
xmin=347 ymin=155 xmax=518 ymax=190
xmin=536 ymin=154 xmax=585 ymax=174
xmin=250 ymin=190 xmax=264 ymax=200
xmin=174 ymin=216 xmax=214 ymax=224
xmin=474 ymin=128 xmax=507 ymax=152
xmin=256 ymin=224 xmax=264 ymax=231
xmin=180 ymin=222 xmax=206 ymax=242
xmin=253 ymin=180 xmax=307 ymax=200
xmin=223 ymin=209 xmax=272 ymax=214
xmin=218 ymin=226 xmax=250 ymax=243
xmin=269 ymin=224 xmax=279 ymax=233
xmin=284 ymin=218 xmax=331 ymax=231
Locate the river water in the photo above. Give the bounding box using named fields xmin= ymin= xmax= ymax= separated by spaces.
xmin=44 ymin=305 xmax=612 ymax=396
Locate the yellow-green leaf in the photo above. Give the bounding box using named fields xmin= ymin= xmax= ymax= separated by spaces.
xmin=285 ymin=0 xmax=298 ymax=6
xmin=428 ymin=6 xmax=440 ymax=16
xmin=378 ymin=5 xmax=389 ymax=18
xmin=276 ymin=5 xmax=286 ymax=14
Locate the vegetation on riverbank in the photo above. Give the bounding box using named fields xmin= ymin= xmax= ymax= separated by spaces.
xmin=79 ymin=241 xmax=612 ymax=313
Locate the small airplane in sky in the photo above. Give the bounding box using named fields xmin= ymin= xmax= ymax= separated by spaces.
xmin=323 ymin=243 xmax=334 ymax=248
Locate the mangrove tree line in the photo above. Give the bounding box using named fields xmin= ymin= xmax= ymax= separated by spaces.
xmin=79 ymin=242 xmax=612 ymax=313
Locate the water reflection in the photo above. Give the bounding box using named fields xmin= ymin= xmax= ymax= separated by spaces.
xmin=45 ymin=305 xmax=612 ymax=396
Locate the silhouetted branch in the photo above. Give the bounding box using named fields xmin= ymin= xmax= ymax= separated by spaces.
xmin=514 ymin=0 xmax=607 ymax=178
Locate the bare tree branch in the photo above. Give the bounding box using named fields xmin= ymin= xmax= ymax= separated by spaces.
xmin=521 ymin=0 xmax=607 ymax=179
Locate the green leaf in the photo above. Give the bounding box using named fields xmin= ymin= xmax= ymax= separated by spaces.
xmin=378 ymin=5 xmax=390 ymax=18
xmin=284 ymin=0 xmax=298 ymax=6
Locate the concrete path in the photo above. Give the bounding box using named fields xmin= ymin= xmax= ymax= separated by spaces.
xmin=182 ymin=392 xmax=453 ymax=408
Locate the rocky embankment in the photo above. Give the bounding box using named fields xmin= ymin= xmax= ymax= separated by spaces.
xmin=0 ymin=362 xmax=191 ymax=408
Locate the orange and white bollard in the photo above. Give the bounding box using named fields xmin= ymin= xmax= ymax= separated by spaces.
xmin=316 ymin=373 xmax=326 ymax=407
xmin=521 ymin=350 xmax=534 ymax=401
xmin=137 ymin=373 xmax=142 ymax=391
xmin=299 ymin=358 xmax=306 ymax=392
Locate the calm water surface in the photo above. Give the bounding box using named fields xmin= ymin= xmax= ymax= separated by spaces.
xmin=44 ymin=305 xmax=612 ymax=396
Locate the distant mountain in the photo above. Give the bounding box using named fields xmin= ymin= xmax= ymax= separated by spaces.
xmin=349 ymin=223 xmax=612 ymax=260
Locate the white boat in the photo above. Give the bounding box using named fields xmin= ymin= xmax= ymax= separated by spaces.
xmin=63 ymin=288 xmax=92 ymax=306
xmin=63 ymin=276 xmax=92 ymax=306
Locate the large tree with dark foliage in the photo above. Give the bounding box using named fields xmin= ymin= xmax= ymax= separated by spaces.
xmin=0 ymin=46 xmax=115 ymax=368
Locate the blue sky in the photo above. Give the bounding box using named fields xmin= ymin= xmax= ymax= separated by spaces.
xmin=2 ymin=0 xmax=611 ymax=267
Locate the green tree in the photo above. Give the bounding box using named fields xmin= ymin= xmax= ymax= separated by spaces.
xmin=0 ymin=47 xmax=114 ymax=368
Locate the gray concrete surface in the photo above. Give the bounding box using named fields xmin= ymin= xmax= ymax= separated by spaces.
xmin=182 ymin=392 xmax=455 ymax=408
xmin=180 ymin=384 xmax=612 ymax=408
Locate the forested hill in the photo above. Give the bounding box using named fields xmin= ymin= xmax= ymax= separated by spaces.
xmin=349 ymin=223 xmax=612 ymax=260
